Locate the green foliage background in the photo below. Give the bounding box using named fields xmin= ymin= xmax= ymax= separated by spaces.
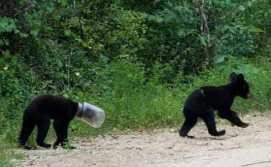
xmin=0 ymin=0 xmax=271 ymax=165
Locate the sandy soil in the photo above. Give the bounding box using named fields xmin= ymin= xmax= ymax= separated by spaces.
xmin=17 ymin=113 xmax=271 ymax=167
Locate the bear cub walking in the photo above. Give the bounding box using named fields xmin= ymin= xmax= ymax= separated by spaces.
xmin=179 ymin=72 xmax=251 ymax=138
xmin=18 ymin=95 xmax=79 ymax=149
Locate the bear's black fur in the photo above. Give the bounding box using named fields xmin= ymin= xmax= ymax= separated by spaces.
xmin=179 ymin=72 xmax=251 ymax=138
xmin=18 ymin=95 xmax=78 ymax=149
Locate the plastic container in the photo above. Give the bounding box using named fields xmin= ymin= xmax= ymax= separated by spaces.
xmin=77 ymin=102 xmax=105 ymax=128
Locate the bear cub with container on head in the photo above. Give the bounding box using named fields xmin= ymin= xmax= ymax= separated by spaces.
xmin=179 ymin=72 xmax=251 ymax=138
xmin=18 ymin=95 xmax=79 ymax=149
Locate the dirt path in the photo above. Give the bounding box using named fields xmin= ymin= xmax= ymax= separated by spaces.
xmin=18 ymin=113 xmax=271 ymax=167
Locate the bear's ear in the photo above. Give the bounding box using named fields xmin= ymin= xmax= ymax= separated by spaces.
xmin=229 ymin=72 xmax=237 ymax=82
xmin=237 ymin=73 xmax=245 ymax=81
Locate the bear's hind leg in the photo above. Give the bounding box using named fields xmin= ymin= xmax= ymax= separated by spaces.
xmin=179 ymin=115 xmax=197 ymax=138
xmin=201 ymin=112 xmax=225 ymax=136
xmin=36 ymin=117 xmax=51 ymax=148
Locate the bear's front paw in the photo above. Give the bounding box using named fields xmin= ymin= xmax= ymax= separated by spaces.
xmin=217 ymin=130 xmax=226 ymax=136
xmin=239 ymin=122 xmax=249 ymax=128
xmin=38 ymin=143 xmax=51 ymax=149
xmin=18 ymin=144 xmax=33 ymax=150
xmin=210 ymin=130 xmax=225 ymax=136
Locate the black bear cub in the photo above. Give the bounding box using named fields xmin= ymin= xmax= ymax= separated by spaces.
xmin=18 ymin=95 xmax=78 ymax=149
xmin=179 ymin=72 xmax=251 ymax=138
